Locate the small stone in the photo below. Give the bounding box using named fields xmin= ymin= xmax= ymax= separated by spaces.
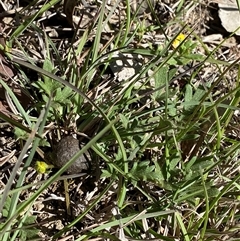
xmin=53 ymin=136 xmax=89 ymax=174
xmin=218 ymin=1 xmax=240 ymax=35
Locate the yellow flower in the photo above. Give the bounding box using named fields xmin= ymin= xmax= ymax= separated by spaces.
xmin=35 ymin=161 xmax=53 ymax=174
xmin=172 ymin=33 xmax=185 ymax=48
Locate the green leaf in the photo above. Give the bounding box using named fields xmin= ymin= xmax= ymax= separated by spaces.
xmin=101 ymin=169 xmax=112 ymax=178
xmin=24 ymin=215 xmax=37 ymax=225
xmin=169 ymin=155 xmax=181 ymax=171
xmin=34 ymin=78 xmax=62 ymax=97
xmin=191 ymin=159 xmax=214 ymax=172
xmin=14 ymin=127 xmax=28 ymax=140
xmin=43 ymin=58 xmax=54 ymax=76
xmin=184 ymin=84 xmax=192 ymax=102
xmin=19 ymin=226 xmax=40 ymax=241
xmin=1 ymin=196 xmax=11 ymax=217
xmin=185 ymin=156 xmax=198 ymax=171
xmin=192 ymin=86 xmax=206 ymax=101
xmin=207 ymin=187 xmax=220 ymax=197
xmin=33 ymin=58 xmax=62 ymax=96
xmin=153 ymin=66 xmax=169 ymax=100
xmin=183 ymin=53 xmax=203 ymax=61
xmin=184 ymin=84 xmax=193 ymax=111
xmin=20 ymin=215 xmax=39 ymax=240
xmin=168 ymin=106 xmax=177 ymax=117
xmin=167 ymin=57 xmax=178 ymax=65
xmin=129 ymin=160 xmax=157 ymax=184
xmin=54 ymin=87 xmax=72 ymax=104
xmin=119 ymin=114 xmax=129 ymax=129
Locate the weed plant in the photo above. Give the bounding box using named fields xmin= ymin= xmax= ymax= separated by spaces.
xmin=0 ymin=0 xmax=240 ymax=240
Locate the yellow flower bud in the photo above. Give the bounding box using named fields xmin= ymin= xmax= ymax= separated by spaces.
xmin=172 ymin=33 xmax=185 ymax=48
xmin=35 ymin=161 xmax=52 ymax=174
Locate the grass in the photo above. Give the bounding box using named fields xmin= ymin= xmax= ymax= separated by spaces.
xmin=0 ymin=0 xmax=240 ymax=240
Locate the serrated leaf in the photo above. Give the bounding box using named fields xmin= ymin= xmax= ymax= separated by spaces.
xmin=19 ymin=230 xmax=27 ymax=241
xmin=35 ymin=79 xmax=61 ymax=97
xmin=14 ymin=127 xmax=28 ymax=140
xmin=167 ymin=57 xmax=178 ymax=65
xmin=1 ymin=195 xmax=13 ymax=220
xmin=43 ymin=58 xmax=54 ymax=77
xmin=54 ymin=86 xmax=72 ymax=103
xmin=38 ymin=138 xmax=50 ymax=147
xmin=19 ymin=227 xmax=39 ymax=240
xmin=23 ymin=215 xmax=37 ymax=225
xmin=130 ymin=160 xmax=156 ymax=182
xmin=101 ymin=169 xmax=112 ymax=178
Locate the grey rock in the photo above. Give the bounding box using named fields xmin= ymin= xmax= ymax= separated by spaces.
xmin=53 ymin=136 xmax=89 ymax=174
xmin=218 ymin=1 xmax=240 ymax=35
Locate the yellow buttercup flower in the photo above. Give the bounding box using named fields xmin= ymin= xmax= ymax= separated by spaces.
xmin=35 ymin=161 xmax=53 ymax=174
xmin=172 ymin=33 xmax=185 ymax=48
